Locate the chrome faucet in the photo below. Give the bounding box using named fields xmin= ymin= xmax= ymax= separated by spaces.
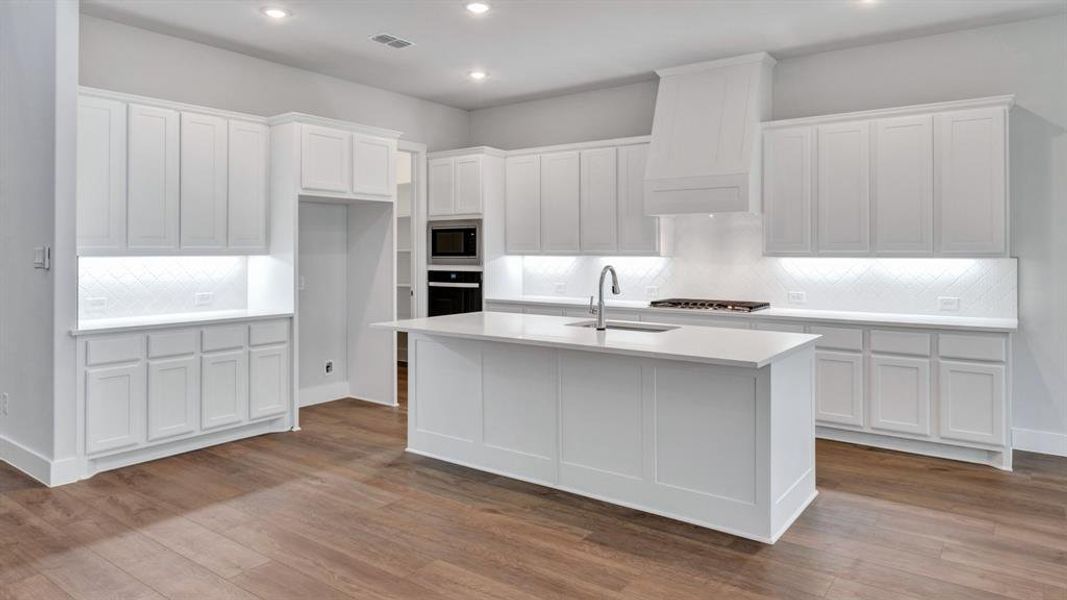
xmin=588 ymin=265 xmax=621 ymax=331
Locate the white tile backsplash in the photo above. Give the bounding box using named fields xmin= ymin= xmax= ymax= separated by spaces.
xmin=522 ymin=214 xmax=1017 ymax=318
xmin=79 ymin=256 xmax=248 ymax=320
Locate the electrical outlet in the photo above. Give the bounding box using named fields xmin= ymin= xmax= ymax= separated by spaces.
xmin=194 ymin=292 xmax=214 ymax=306
xmin=645 ymin=286 xmax=659 ymax=299
xmin=788 ymin=291 xmax=807 ymax=305
xmin=938 ymin=296 xmax=961 ymax=312
xmin=554 ymin=282 xmax=566 ymax=295
xmin=85 ymin=297 xmax=107 ymax=314
xmin=0 ymin=393 xmax=9 ymax=417
xmin=325 ymin=360 xmax=334 ymax=375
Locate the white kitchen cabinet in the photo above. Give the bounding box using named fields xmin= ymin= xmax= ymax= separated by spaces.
xmin=505 ymin=155 xmax=541 ymax=253
xmin=428 ymin=158 xmax=454 ymax=216
xmin=935 ymin=107 xmax=1007 ymax=255
xmin=201 ymin=349 xmax=249 ymax=430
xmin=301 ymin=124 xmax=351 ymax=194
xmin=763 ymin=127 xmax=813 ymax=255
xmin=814 ymin=351 xmax=864 ymax=427
xmin=180 ymin=112 xmax=229 ymax=249
xmin=127 ymin=103 xmax=180 ymax=250
xmin=870 ymin=355 xmax=930 ymax=436
xmin=352 ymin=134 xmax=396 ymax=198
xmin=873 ymin=115 xmax=933 ymax=255
xmin=540 ymin=151 xmax=581 ymax=254
xmin=77 ymin=96 xmax=127 ymax=252
xmin=817 ymin=121 xmax=870 ymax=254
xmin=86 ymin=363 xmax=146 ymax=455
xmin=580 ymin=147 xmax=618 ymax=253
xmin=616 ymin=144 xmax=660 ymax=255
xmin=939 ymin=360 xmax=1005 ymax=445
xmin=250 ymin=345 xmax=289 ymax=420
xmin=428 ymin=154 xmax=485 ymax=216
xmin=523 ymin=305 xmax=565 ymax=316
xmin=147 ymin=355 xmax=200 ymax=442
xmin=227 ymin=120 xmax=269 ymax=251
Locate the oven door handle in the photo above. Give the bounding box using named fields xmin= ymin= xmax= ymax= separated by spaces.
xmin=427 ymin=282 xmax=481 ymax=289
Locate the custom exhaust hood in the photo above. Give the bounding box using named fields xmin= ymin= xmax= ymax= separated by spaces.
xmin=644 ymin=52 xmax=775 ymax=216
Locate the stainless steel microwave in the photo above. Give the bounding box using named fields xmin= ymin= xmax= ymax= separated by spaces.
xmin=428 ymin=220 xmax=481 ymax=266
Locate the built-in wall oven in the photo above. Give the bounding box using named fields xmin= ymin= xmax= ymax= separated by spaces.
xmin=428 ymin=270 xmax=482 ymax=317
xmin=429 ymin=220 xmax=481 ymax=266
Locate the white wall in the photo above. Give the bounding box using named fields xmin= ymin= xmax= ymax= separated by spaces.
xmin=297 ymin=203 xmax=349 ymax=401
xmin=79 ymin=15 xmax=471 ymax=151
xmin=469 ymin=15 xmax=1067 ymax=451
xmin=0 ymin=0 xmax=79 ymax=477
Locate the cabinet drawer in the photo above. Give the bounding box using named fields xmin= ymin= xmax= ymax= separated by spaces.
xmin=938 ymin=334 xmax=1006 ymax=362
xmin=752 ymin=320 xmax=806 ymax=333
xmin=809 ymin=326 xmax=863 ymax=351
xmin=148 ymin=330 xmax=198 ymax=358
xmin=642 ymin=313 xmax=745 ymax=329
xmin=870 ymin=330 xmax=931 ymax=356
xmin=250 ymin=320 xmax=289 ymax=346
xmin=86 ymin=335 xmax=144 ymax=366
xmin=202 ymin=326 xmax=247 ymax=352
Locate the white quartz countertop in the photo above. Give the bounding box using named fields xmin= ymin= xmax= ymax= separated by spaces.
xmin=376 ymin=312 xmax=819 ymax=369
xmin=73 ymin=309 xmax=294 ymax=336
xmin=485 ymin=296 xmax=1018 ymax=333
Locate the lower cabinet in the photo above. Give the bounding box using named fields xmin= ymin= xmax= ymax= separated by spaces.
xmin=939 ymin=360 xmax=1005 ymax=445
xmin=79 ymin=319 xmax=291 ymax=459
xmin=869 ymin=355 xmax=931 ymax=436
xmin=814 ymin=351 xmax=864 ymax=427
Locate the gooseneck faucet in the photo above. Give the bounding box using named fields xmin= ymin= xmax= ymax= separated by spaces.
xmin=589 ymin=265 xmax=621 ymax=331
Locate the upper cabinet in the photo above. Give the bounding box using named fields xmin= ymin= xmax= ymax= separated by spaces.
xmin=427 ymin=148 xmax=504 ymax=217
xmin=76 ymin=89 xmax=271 ymax=255
xmin=300 ymin=125 xmax=351 ymax=194
xmin=761 ymin=96 xmax=1011 ymax=258
xmin=290 ymin=117 xmax=399 ymax=202
xmin=503 ymin=138 xmax=667 ymax=256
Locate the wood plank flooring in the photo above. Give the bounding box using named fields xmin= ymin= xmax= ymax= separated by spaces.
xmin=1 ymin=367 xmax=1065 ymax=599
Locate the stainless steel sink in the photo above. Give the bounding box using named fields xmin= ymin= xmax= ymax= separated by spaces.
xmin=566 ymin=320 xmax=679 ymax=333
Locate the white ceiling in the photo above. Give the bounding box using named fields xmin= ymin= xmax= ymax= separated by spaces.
xmin=81 ymin=0 xmax=1066 ymax=110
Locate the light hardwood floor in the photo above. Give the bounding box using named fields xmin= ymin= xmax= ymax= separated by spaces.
xmin=1 ymin=366 xmax=1065 ymax=599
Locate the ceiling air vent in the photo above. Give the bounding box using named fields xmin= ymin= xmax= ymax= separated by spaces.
xmin=370 ymin=33 xmax=414 ymax=49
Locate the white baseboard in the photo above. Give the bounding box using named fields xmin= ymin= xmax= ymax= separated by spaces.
xmin=0 ymin=435 xmax=53 ymax=486
xmin=299 ymin=381 xmax=351 ymax=407
xmin=1013 ymin=427 xmax=1067 ymax=457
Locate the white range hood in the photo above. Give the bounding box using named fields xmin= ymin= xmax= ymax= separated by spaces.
xmin=644 ymin=52 xmax=775 ymax=215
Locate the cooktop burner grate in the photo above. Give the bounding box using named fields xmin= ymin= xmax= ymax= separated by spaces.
xmin=649 ymin=298 xmax=770 ymax=312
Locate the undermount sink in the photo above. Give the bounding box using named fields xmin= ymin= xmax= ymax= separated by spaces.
xmin=567 ymin=320 xmax=679 ymax=333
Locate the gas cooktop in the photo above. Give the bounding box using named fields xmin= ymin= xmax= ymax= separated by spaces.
xmin=650 ymin=298 xmax=770 ymax=313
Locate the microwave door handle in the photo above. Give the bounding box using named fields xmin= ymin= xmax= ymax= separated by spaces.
xmin=427 ymin=282 xmax=481 ymax=288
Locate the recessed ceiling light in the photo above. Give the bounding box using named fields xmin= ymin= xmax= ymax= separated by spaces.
xmin=468 ymin=70 xmax=488 ymax=81
xmin=261 ymin=7 xmax=290 ymax=19
xmin=465 ymin=2 xmax=491 ymax=14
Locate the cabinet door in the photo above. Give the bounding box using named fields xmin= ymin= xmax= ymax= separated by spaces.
xmin=505 ymin=155 xmax=541 ymax=253
xmin=616 ymin=144 xmax=658 ymax=255
xmin=763 ymin=127 xmax=813 ymax=255
xmin=227 ymin=120 xmax=269 ymax=251
xmin=814 ymin=351 xmax=864 ymax=427
xmin=86 ymin=363 xmax=146 ymax=454
xmin=77 ymin=96 xmax=127 ymax=252
xmin=201 ymin=350 xmax=248 ymax=430
xmin=148 ymin=356 xmax=200 ymax=442
xmin=579 ymin=147 xmax=618 ymax=254
xmin=180 ymin=112 xmax=228 ymax=249
xmin=453 ymin=155 xmax=484 ymax=215
xmin=249 ymin=344 xmax=289 ymax=420
xmin=428 ymin=158 xmax=454 ymax=216
xmin=935 ymin=108 xmax=1006 ymax=255
xmin=873 ymin=116 xmax=933 ymax=255
xmin=127 ymin=104 xmax=180 ymax=250
xmin=301 ymin=125 xmax=351 ymax=193
xmin=539 ymin=151 xmax=581 ymax=254
xmin=352 ymin=134 xmax=395 ymax=197
xmin=870 ymin=355 xmax=930 ymax=436
xmin=817 ymin=121 xmax=870 ymax=254
xmin=939 ymin=361 xmax=1005 ymax=445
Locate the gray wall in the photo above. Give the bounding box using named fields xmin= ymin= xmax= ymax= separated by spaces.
xmin=80 ymin=15 xmax=471 ymax=151
xmin=468 ymin=15 xmax=1067 ymax=448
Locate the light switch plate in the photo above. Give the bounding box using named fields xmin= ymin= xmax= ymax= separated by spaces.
xmin=194 ymin=292 xmax=214 ymax=306
xmin=788 ymin=291 xmax=807 ymax=305
xmin=938 ymin=296 xmax=961 ymax=312
xmin=645 ymin=286 xmax=659 ymax=299
xmin=554 ymin=282 xmax=566 ymax=295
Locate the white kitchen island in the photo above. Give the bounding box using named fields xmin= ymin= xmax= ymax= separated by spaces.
xmin=376 ymin=312 xmax=821 ymax=543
